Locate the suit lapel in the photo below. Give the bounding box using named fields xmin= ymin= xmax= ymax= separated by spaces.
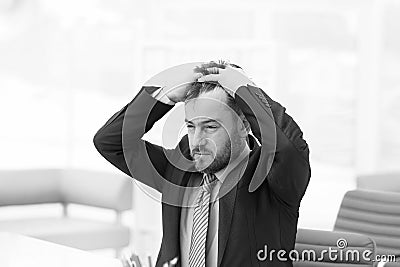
xmin=160 ymin=169 xmax=201 ymax=265
xmin=217 ymin=181 xmax=238 ymax=266
xmin=217 ymin=136 xmax=259 ymax=266
xmin=160 ymin=171 xmax=186 ymax=264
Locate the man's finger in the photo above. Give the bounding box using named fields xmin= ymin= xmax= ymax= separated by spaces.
xmin=206 ymin=67 xmax=220 ymax=74
xmin=194 ymin=72 xmax=203 ymax=80
xmin=199 ymin=61 xmax=227 ymax=70
xmin=197 ymin=74 xmax=220 ymax=82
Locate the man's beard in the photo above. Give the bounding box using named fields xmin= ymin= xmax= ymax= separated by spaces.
xmin=191 ymin=139 xmax=232 ymax=174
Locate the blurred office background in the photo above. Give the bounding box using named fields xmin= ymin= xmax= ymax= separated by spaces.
xmin=0 ymin=0 xmax=399 ymax=260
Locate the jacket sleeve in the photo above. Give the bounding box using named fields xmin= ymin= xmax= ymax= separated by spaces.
xmin=234 ymin=84 xmax=311 ymax=208
xmin=93 ymin=86 xmax=175 ymax=193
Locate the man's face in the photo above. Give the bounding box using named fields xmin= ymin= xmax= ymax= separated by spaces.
xmin=184 ymin=89 xmax=243 ymax=173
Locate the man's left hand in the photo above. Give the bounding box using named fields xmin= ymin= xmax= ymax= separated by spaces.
xmin=196 ymin=63 xmax=255 ymax=97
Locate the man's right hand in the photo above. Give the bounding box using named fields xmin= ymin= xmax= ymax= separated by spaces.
xmin=144 ymin=62 xmax=203 ymax=103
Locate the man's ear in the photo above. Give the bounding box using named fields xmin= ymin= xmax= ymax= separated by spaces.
xmin=237 ymin=116 xmax=250 ymax=138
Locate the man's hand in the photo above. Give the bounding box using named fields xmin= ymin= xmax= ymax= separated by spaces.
xmin=196 ymin=62 xmax=255 ymax=97
xmin=145 ymin=62 xmax=203 ymax=103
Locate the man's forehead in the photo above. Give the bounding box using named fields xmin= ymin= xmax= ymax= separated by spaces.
xmin=184 ymin=92 xmax=231 ymax=122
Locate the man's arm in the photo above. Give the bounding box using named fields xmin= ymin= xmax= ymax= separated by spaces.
xmin=93 ymin=86 xmax=174 ymax=192
xmin=198 ymin=64 xmax=311 ymax=208
xmin=94 ymin=63 xmax=201 ymax=192
xmin=235 ymin=84 xmax=311 ymax=208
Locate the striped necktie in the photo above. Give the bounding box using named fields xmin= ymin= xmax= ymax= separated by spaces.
xmin=189 ymin=173 xmax=217 ymax=267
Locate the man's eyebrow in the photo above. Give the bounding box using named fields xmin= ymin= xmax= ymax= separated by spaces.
xmin=202 ymin=119 xmax=220 ymax=124
xmin=184 ymin=118 xmax=220 ymax=124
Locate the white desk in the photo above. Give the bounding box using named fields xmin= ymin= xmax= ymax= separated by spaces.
xmin=0 ymin=232 xmax=122 ymax=267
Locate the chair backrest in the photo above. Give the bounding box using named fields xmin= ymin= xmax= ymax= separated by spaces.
xmin=0 ymin=169 xmax=62 ymax=206
xmin=334 ymin=190 xmax=400 ymax=257
xmin=357 ymin=173 xmax=400 ymax=193
xmin=0 ymin=169 xmax=133 ymax=212
xmin=294 ymin=228 xmax=376 ymax=266
xmin=384 ymin=262 xmax=400 ymax=266
xmin=60 ymin=169 xmax=133 ymax=211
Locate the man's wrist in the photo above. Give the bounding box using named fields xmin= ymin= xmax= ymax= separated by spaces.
xmin=151 ymin=87 xmax=176 ymax=105
xmin=230 ymin=82 xmax=256 ymax=98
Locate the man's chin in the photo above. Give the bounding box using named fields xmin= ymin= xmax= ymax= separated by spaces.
xmin=194 ymin=162 xmax=210 ymax=172
xmin=194 ymin=161 xmax=228 ymax=174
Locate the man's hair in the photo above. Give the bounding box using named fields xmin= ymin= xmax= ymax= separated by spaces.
xmin=185 ymin=82 xmax=245 ymax=120
xmin=184 ymin=60 xmax=246 ymax=122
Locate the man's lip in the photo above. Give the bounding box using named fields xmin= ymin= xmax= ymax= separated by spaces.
xmin=193 ymin=152 xmax=211 ymax=156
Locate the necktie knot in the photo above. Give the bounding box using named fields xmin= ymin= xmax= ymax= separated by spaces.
xmin=202 ymin=173 xmax=217 ymax=193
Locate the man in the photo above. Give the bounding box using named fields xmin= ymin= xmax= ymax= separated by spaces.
xmin=94 ymin=61 xmax=311 ymax=266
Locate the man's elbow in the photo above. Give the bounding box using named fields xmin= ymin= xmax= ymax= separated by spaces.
xmin=93 ymin=131 xmax=106 ymax=156
xmin=282 ymin=116 xmax=310 ymax=164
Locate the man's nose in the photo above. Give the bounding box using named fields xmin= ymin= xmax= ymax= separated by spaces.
xmin=192 ymin=129 xmax=207 ymax=147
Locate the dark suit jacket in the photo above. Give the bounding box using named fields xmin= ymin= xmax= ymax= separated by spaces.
xmin=93 ymin=84 xmax=311 ymax=267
